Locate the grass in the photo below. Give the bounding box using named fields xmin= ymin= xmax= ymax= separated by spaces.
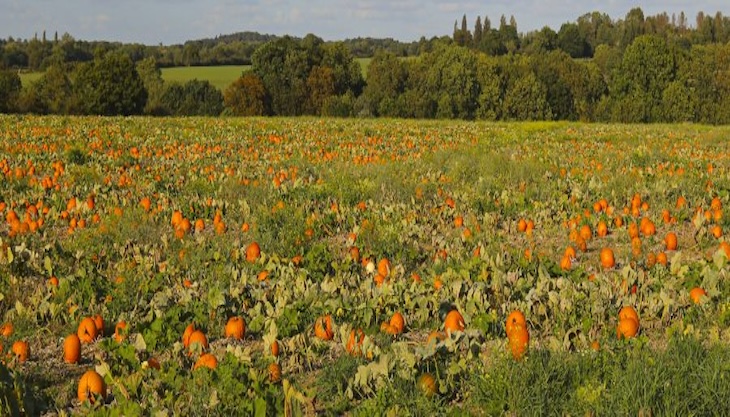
xmin=160 ymin=65 xmax=251 ymax=90
xmin=18 ymin=57 xmax=374 ymax=90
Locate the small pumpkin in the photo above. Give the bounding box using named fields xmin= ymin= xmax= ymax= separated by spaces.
xmin=617 ymin=318 xmax=639 ymax=339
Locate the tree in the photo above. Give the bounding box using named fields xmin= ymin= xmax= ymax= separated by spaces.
xmin=0 ymin=69 xmax=21 ymax=113
xmin=136 ymin=57 xmax=165 ymax=115
xmin=558 ymin=23 xmax=588 ymax=58
xmin=474 ymin=17 xmax=484 ymax=46
xmin=503 ymin=72 xmax=552 ymax=120
xmin=361 ymin=51 xmax=407 ymax=117
xmin=25 ymin=63 xmax=72 ymax=114
xmin=223 ymin=72 xmax=266 ymax=116
xmin=610 ymin=35 xmax=675 ymax=122
xmin=160 ymin=80 xmax=223 ymax=116
xmin=73 ymin=53 xmax=147 ymax=115
xmin=306 ymin=66 xmax=335 ymax=115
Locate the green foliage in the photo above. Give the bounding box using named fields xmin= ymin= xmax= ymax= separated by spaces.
xmin=223 ymin=72 xmax=266 ymax=116
xmin=73 ymin=52 xmax=147 ymax=115
xmin=0 ymin=69 xmax=21 ymax=113
xmin=160 ymin=79 xmax=223 ymax=116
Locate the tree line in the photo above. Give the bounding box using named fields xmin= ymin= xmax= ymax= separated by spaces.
xmin=0 ymin=31 xmax=417 ymax=71
xmin=1 ymin=8 xmax=730 ymax=123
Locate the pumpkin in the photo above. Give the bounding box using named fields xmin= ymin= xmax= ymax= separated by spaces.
xmin=508 ymin=324 xmax=529 ymax=360
xmin=63 ymin=334 xmax=81 ymax=364
xmin=92 ymin=314 xmax=104 ymax=336
xmin=270 ymin=340 xmax=280 ymax=357
xmin=314 ymin=315 xmax=334 ymax=341
xmin=664 ymin=232 xmax=678 ymax=251
xmin=418 ymin=373 xmax=438 ymax=397
xmin=0 ymin=322 xmax=12 ymax=337
xmin=689 ymin=287 xmax=707 ymax=304
xmin=182 ymin=323 xmax=196 ymax=348
xmin=505 ymin=310 xmax=526 ymax=336
xmin=377 ymin=258 xmax=391 ymax=277
xmin=194 ymin=353 xmax=218 ymax=370
xmin=617 ymin=318 xmax=639 ymax=339
xmin=114 ymin=321 xmax=128 ymax=343
xmin=618 ymin=306 xmax=639 ymax=325
xmin=77 ymin=370 xmax=106 ymax=403
xmin=268 ymin=362 xmax=282 ymax=383
xmin=444 ymin=309 xmax=465 ymax=334
xmin=187 ymin=330 xmax=208 ymax=354
xmin=389 ymin=312 xmax=405 ymax=334
xmin=599 ymin=247 xmax=615 ymax=269
xmin=346 ymin=328 xmax=365 ymax=356
xmin=224 ymin=316 xmax=246 ymax=340
xmin=77 ymin=317 xmax=98 ymax=344
xmin=246 ymin=242 xmax=261 ymax=262
xmin=11 ymin=340 xmax=29 ymax=362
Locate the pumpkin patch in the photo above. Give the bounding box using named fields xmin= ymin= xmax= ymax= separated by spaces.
xmin=0 ymin=116 xmax=729 ymax=414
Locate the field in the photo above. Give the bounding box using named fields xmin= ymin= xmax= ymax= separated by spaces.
xmin=19 ymin=58 xmax=373 ymax=90
xmin=1 ymin=116 xmax=730 ymax=415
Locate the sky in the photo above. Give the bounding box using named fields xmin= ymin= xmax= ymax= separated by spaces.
xmin=1 ymin=1 xmax=728 ymax=45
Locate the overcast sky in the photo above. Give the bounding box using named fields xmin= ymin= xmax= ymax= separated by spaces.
xmin=1 ymin=1 xmax=727 ymax=45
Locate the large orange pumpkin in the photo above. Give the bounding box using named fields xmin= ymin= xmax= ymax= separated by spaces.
xmin=77 ymin=370 xmax=106 ymax=403
xmin=77 ymin=317 xmax=98 ymax=344
xmin=63 ymin=334 xmax=81 ymax=364
xmin=444 ymin=309 xmax=465 ymax=334
xmin=224 ymin=316 xmax=246 ymax=340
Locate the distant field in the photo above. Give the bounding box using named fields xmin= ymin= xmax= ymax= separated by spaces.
xmin=18 ymin=57 xmax=373 ymax=91
xmin=160 ymin=65 xmax=251 ymax=90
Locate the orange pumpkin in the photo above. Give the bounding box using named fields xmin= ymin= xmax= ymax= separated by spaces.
xmin=444 ymin=309 xmax=465 ymax=334
xmin=618 ymin=306 xmax=640 ymax=325
xmin=314 ymin=315 xmax=334 ymax=341
xmin=505 ymin=310 xmax=526 ymax=336
xmin=114 ymin=321 xmax=128 ymax=343
xmin=187 ymin=330 xmax=208 ymax=354
xmin=689 ymin=287 xmax=707 ymax=304
xmin=508 ymin=324 xmax=529 ymax=360
xmin=63 ymin=334 xmax=81 ymax=364
xmin=617 ymin=318 xmax=639 ymax=339
xmin=224 ymin=316 xmax=246 ymax=340
xmin=77 ymin=317 xmax=98 ymax=344
xmin=77 ymin=370 xmax=106 ymax=403
xmin=11 ymin=340 xmax=29 ymax=362
xmin=377 ymin=258 xmax=391 ymax=277
xmin=246 ymin=242 xmax=261 ymax=262
xmin=664 ymin=232 xmax=678 ymax=251
xmin=182 ymin=323 xmax=196 ymax=348
xmin=389 ymin=312 xmax=405 ymax=334
xmin=600 ymin=247 xmax=615 ymax=269
xmin=346 ymin=328 xmax=365 ymax=356
xmin=194 ymin=353 xmax=218 ymax=370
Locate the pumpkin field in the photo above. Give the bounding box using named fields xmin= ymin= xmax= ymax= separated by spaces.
xmin=1 ymin=116 xmax=730 ymax=416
